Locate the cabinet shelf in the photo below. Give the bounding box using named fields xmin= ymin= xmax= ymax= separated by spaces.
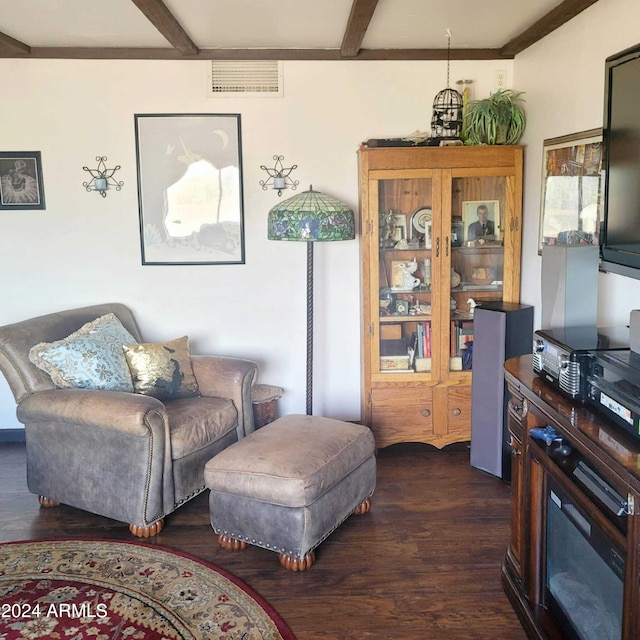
xmin=380 ymin=314 xmax=432 ymax=322
xmin=359 ymin=145 xmax=523 ymax=449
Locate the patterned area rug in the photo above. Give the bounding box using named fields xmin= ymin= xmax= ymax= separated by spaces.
xmin=0 ymin=539 xmax=296 ymax=640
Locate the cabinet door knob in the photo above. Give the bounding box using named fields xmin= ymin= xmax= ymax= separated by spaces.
xmin=452 ymin=408 xmax=461 ymax=416
xmin=422 ymin=409 xmax=431 ymax=417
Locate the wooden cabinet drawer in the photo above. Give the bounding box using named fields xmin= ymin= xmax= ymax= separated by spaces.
xmin=446 ymin=386 xmax=472 ymax=440
xmin=370 ymin=385 xmax=434 ymax=447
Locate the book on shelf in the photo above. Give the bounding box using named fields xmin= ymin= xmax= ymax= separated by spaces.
xmin=450 ymin=319 xmax=474 ymax=357
xmin=415 ymin=320 xmax=431 ymax=358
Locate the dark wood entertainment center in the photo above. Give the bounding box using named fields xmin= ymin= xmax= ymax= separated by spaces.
xmin=503 ymin=355 xmax=640 ymax=640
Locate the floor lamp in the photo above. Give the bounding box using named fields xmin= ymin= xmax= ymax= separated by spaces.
xmin=267 ymin=186 xmax=355 ymax=415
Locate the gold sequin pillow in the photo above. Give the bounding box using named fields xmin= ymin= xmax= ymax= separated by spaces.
xmin=122 ymin=336 xmax=200 ymax=401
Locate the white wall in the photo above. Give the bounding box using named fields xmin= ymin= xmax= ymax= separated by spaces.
xmin=516 ymin=0 xmax=640 ymax=327
xmin=0 ymin=57 xmax=509 ymax=429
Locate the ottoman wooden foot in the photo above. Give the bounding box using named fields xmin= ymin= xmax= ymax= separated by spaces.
xmin=38 ymin=496 xmax=60 ymax=507
xmin=353 ymin=497 xmax=371 ymax=515
xmin=218 ymin=533 xmax=248 ymax=551
xmin=279 ymin=551 xmax=316 ymax=571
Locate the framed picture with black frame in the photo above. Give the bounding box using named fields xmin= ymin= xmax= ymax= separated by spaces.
xmin=134 ymin=113 xmax=245 ymax=265
xmin=0 ymin=151 xmax=45 ymax=210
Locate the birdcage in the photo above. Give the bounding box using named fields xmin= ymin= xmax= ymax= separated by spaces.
xmin=430 ymin=30 xmax=464 ymax=140
xmin=431 ymin=88 xmax=463 ymax=139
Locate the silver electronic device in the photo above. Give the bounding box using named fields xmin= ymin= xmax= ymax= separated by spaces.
xmin=532 ymin=326 xmax=629 ymax=401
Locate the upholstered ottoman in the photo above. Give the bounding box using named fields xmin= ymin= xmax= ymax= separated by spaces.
xmin=204 ymin=414 xmax=376 ymax=571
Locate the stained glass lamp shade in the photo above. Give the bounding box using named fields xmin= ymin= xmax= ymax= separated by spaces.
xmin=268 ymin=186 xmax=355 ymax=415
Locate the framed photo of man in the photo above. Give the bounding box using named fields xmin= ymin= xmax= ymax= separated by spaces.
xmin=462 ymin=200 xmax=500 ymax=243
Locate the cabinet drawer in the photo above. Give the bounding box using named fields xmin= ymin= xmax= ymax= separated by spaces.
xmin=370 ymin=386 xmax=434 ymax=446
xmin=447 ymin=386 xmax=472 ymax=436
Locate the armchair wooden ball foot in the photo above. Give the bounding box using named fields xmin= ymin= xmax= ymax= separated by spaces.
xmin=38 ymin=496 xmax=60 ymax=507
xmin=217 ymin=534 xmax=248 ymax=551
xmin=279 ymin=551 xmax=316 ymax=572
xmin=353 ymin=497 xmax=371 ymax=515
xmin=129 ymin=519 xmax=164 ymax=538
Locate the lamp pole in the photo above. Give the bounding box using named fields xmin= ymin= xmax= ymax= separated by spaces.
xmin=267 ymin=187 xmax=355 ymax=417
xmin=306 ymin=242 xmax=314 ymax=415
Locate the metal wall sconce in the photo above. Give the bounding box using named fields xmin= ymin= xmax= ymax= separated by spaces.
xmin=82 ymin=156 xmax=123 ymax=198
xmin=259 ymin=155 xmax=299 ymax=196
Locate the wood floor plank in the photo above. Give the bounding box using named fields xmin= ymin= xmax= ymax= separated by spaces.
xmin=0 ymin=441 xmax=527 ymax=640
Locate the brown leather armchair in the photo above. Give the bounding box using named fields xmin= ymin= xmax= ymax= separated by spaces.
xmin=0 ymin=303 xmax=258 ymax=536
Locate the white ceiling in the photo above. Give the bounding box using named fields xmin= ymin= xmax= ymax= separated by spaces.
xmin=0 ymin=0 xmax=597 ymax=59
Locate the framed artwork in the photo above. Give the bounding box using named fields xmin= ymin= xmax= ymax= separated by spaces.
xmin=134 ymin=113 xmax=245 ymax=265
xmin=462 ymin=200 xmax=500 ymax=243
xmin=538 ymin=128 xmax=603 ymax=254
xmin=0 ymin=151 xmax=45 ymax=210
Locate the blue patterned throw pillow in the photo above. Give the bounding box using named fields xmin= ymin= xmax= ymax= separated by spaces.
xmin=29 ymin=313 xmax=137 ymax=392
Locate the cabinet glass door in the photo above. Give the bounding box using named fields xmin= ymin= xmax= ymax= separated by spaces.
xmin=448 ymin=173 xmax=510 ymax=373
xmin=374 ymin=174 xmax=440 ymax=378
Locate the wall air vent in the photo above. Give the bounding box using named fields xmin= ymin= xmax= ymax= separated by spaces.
xmin=208 ymin=60 xmax=283 ymax=98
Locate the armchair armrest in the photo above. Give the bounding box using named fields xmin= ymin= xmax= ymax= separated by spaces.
xmin=191 ymin=355 xmax=258 ymax=436
xmin=16 ymin=388 xmax=174 ymax=526
xmin=17 ymin=388 xmax=165 ymax=436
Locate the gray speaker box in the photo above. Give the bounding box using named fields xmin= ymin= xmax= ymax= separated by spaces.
xmin=470 ymin=302 xmax=534 ymax=481
xmin=541 ymin=245 xmax=599 ymax=329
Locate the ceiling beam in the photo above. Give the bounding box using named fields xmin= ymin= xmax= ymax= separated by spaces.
xmin=341 ymin=0 xmax=379 ymax=58
xmin=0 ymin=30 xmax=31 ymax=56
xmin=0 ymin=47 xmax=511 ymax=61
xmin=500 ymin=0 xmax=599 ymax=57
xmin=130 ymin=0 xmax=198 ymax=56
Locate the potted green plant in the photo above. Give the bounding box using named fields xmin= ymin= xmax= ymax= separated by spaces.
xmin=463 ymin=89 xmax=526 ymax=145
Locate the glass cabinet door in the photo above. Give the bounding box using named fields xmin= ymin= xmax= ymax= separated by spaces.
xmin=373 ymin=173 xmax=442 ymax=378
xmin=448 ymin=172 xmax=511 ymax=374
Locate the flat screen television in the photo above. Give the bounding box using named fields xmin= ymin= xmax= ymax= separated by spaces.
xmin=601 ymin=42 xmax=640 ymax=278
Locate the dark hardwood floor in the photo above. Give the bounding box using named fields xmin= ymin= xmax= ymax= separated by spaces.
xmin=0 ymin=441 xmax=527 ymax=640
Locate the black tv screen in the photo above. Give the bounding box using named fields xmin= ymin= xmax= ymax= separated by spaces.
xmin=601 ymin=42 xmax=640 ymax=278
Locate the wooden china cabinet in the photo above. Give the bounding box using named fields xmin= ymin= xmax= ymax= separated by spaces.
xmin=358 ymin=144 xmax=523 ymax=448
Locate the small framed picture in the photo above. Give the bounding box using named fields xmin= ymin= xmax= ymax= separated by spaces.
xmin=390 ymin=260 xmax=407 ymax=288
xmin=395 ymin=299 xmax=409 ymax=315
xmin=462 ymin=200 xmax=500 ymax=242
xmin=0 ymin=152 xmax=45 ymax=210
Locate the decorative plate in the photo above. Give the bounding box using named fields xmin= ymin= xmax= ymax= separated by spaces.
xmin=411 ymin=207 xmax=432 ymax=234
